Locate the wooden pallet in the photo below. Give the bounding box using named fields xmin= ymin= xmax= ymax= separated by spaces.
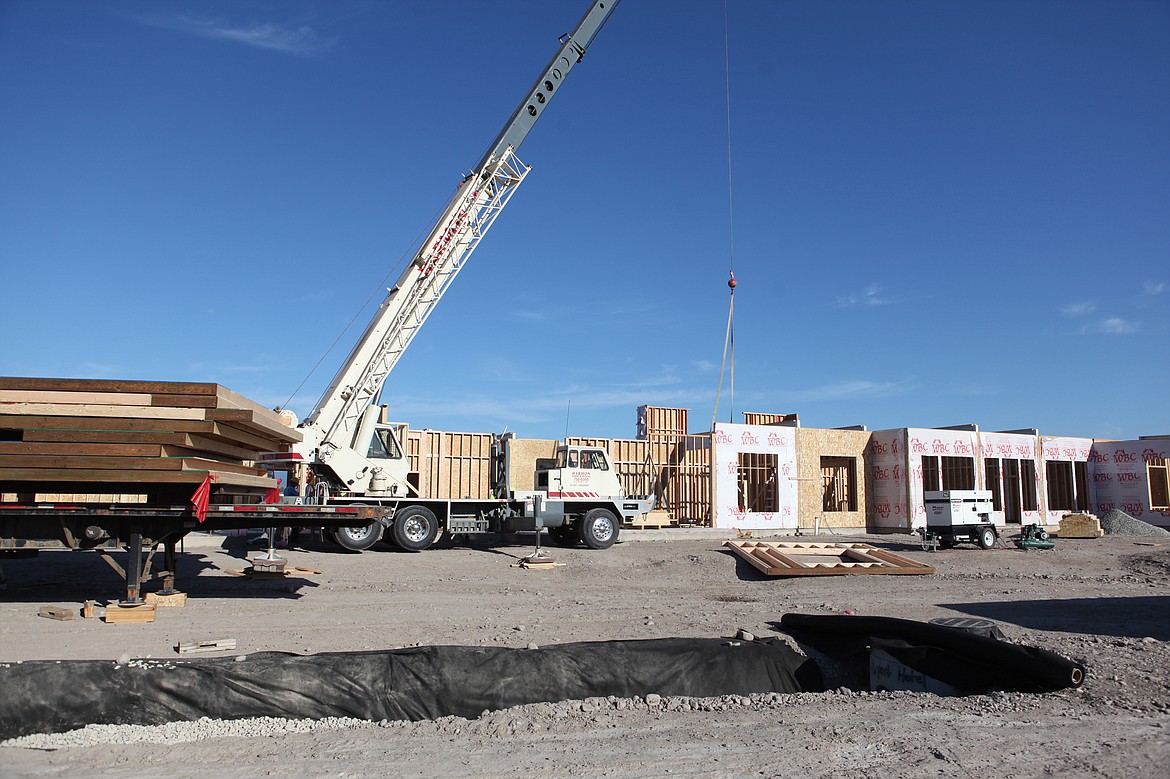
xmin=723 ymin=540 xmax=935 ymax=576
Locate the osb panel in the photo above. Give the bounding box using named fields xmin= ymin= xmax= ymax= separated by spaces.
xmin=795 ymin=428 xmax=873 ymax=531
xmin=506 ymin=438 xmax=558 ymax=492
xmin=411 ymin=430 xmax=494 ymax=500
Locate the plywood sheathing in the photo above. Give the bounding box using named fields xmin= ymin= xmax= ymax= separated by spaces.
xmin=723 ymin=540 xmax=935 ymax=576
xmin=795 ymin=427 xmax=873 ymax=532
xmin=0 ymin=377 xmax=295 ymax=502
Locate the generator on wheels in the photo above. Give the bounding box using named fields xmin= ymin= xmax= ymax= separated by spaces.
xmin=918 ymin=490 xmax=1006 ymax=551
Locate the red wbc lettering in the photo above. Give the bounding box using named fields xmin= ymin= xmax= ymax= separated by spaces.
xmin=726 ymin=461 xmax=738 ymax=475
xmin=767 ymin=432 xmax=784 ymax=447
xmin=876 ymin=501 xmax=891 ymax=519
xmin=891 ymin=439 xmax=901 ymax=454
xmin=911 ymin=438 xmax=927 ymax=453
xmin=781 ymin=463 xmax=791 ymax=476
xmin=740 ymin=432 xmax=760 ymax=446
xmin=873 ymin=466 xmax=890 ymax=481
xmin=1117 ymin=472 xmax=1140 ymax=484
xmin=1120 ymin=502 xmax=1143 ymax=517
xmin=872 ymin=440 xmax=888 ymax=455
xmin=1114 ymin=451 xmax=1137 ymax=463
xmin=1098 ymin=502 xmax=1115 ymax=513
xmin=1093 ymin=472 xmax=1113 ymax=482
xmin=1143 ymin=448 xmax=1167 ymax=463
xmin=1089 ymin=452 xmax=1108 ymax=463
xmin=781 ymin=506 xmax=792 ymax=516
xmin=714 ymin=431 xmax=733 ymax=445
xmin=954 ymin=440 xmax=972 ymax=455
xmin=932 ymin=439 xmax=949 ymax=454
xmin=893 ymin=464 xmax=902 ymax=481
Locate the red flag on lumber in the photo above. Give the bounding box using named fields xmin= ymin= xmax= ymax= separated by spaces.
xmin=190 ymin=474 xmax=215 ymax=523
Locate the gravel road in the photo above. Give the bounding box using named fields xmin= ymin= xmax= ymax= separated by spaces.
xmin=2 ymin=527 xmax=1167 ymax=777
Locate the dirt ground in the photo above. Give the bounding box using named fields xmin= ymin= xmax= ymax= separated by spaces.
xmin=1 ymin=527 xmax=1168 ymax=778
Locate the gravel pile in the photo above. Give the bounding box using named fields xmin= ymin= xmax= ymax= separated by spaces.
xmin=1099 ymin=509 xmax=1170 ymax=538
xmin=1 ymin=715 xmax=377 ymax=750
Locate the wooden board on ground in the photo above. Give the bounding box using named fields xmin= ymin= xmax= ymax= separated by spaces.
xmin=177 ymin=638 xmax=236 ymax=655
xmin=145 ymin=592 xmax=187 ymax=608
xmin=103 ymin=603 xmax=157 ymax=623
xmin=723 ymin=540 xmax=935 ymax=576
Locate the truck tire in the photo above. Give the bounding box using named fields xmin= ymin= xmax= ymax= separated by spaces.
xmin=977 ymin=526 xmax=998 ymax=550
xmin=578 ymin=508 xmax=619 ymax=550
xmin=330 ymin=523 xmax=381 ymax=552
xmin=391 ymin=506 xmax=439 ymax=552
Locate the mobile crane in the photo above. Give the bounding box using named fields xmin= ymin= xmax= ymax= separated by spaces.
xmin=262 ymin=0 xmax=654 ymax=552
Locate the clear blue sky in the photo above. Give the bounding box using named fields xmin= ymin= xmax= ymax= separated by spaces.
xmin=2 ymin=0 xmax=1167 ymax=442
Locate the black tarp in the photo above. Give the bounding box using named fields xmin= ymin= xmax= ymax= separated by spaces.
xmin=0 ymin=616 xmax=1087 ymax=741
xmin=0 ymin=636 xmax=822 ymax=740
xmin=779 ymin=614 xmax=1085 ymax=693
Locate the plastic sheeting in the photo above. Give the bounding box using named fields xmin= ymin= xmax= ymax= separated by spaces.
xmin=0 ymin=636 xmax=821 ymax=740
xmin=780 ymin=614 xmax=1085 ymax=693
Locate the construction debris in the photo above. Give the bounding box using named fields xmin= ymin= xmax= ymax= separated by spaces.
xmin=36 ymin=605 xmax=74 ymax=621
xmin=177 ymin=638 xmax=237 ymax=655
xmin=723 ymin=540 xmax=935 ymax=576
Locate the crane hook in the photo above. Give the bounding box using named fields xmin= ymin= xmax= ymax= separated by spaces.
xmin=727 ymin=269 xmax=737 ymax=290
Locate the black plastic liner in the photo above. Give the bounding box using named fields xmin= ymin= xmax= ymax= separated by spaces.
xmin=780 ymin=614 xmax=1085 ymax=693
xmin=0 ymin=636 xmax=821 ymax=740
xmin=0 ymin=616 xmax=1087 ymax=741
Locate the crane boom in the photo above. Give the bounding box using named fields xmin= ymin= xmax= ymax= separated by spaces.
xmin=297 ymin=0 xmax=618 ymax=473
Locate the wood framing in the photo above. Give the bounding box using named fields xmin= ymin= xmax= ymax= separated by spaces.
xmin=723 ymin=540 xmax=935 ymax=576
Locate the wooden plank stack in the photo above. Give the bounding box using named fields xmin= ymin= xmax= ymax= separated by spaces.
xmin=0 ymin=378 xmax=300 ymax=503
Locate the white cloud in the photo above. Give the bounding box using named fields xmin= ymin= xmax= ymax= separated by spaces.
xmin=1059 ymin=301 xmax=1095 ymax=316
xmin=781 ymin=378 xmax=918 ymax=403
xmin=135 ymin=14 xmax=337 ymax=56
xmin=1094 ymin=317 xmax=1138 ymax=335
xmin=1144 ymin=281 xmax=1166 ymax=296
xmin=835 ymin=283 xmax=899 ymax=307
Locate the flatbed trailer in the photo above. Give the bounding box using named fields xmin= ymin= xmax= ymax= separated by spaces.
xmin=0 ymin=502 xmax=391 ymax=602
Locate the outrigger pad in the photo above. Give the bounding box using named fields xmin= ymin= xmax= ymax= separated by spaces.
xmin=0 ymin=636 xmax=822 ymax=740
xmin=778 ymin=614 xmax=1085 ymax=694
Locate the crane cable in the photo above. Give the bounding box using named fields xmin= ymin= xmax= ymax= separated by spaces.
xmin=711 ymin=0 xmax=736 ymax=431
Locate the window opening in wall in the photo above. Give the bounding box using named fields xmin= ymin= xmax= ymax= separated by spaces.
xmin=1149 ymin=457 xmax=1170 ymax=511
xmin=821 ymin=456 xmax=857 ymax=512
xmin=1002 ymin=459 xmax=1022 ymax=523
xmin=1046 ymin=461 xmax=1076 ymax=512
xmin=985 ymin=459 xmax=1003 ymax=511
xmin=737 ymin=452 xmax=778 ymax=512
xmin=921 ymin=457 xmax=940 ymax=492
xmin=1074 ymin=461 xmax=1090 ymax=511
xmin=1021 ymin=459 xmax=1038 ymax=512
xmin=941 ymin=456 xmax=975 ymax=490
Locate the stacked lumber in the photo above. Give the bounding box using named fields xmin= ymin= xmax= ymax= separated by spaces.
xmin=0 ymin=378 xmax=300 ymax=503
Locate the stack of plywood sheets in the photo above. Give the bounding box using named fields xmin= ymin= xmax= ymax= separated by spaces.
xmin=0 ymin=378 xmax=300 ymax=503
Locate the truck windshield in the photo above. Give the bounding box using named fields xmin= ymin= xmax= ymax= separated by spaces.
xmin=367 ymin=428 xmax=403 ymax=459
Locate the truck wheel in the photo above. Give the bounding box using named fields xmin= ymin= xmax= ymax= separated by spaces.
xmin=978 ymin=526 xmax=998 ymax=549
xmin=331 ymin=523 xmax=381 ymax=552
xmin=391 ymin=506 xmax=439 ymax=552
xmin=579 ymin=508 xmax=619 ymax=550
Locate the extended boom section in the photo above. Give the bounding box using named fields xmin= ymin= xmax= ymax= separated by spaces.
xmin=304 ymin=148 xmax=531 ymax=456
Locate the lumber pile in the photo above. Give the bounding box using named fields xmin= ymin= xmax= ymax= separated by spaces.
xmin=0 ymin=378 xmax=300 ymax=503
